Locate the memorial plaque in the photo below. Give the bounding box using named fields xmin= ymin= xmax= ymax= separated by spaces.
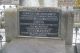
xmin=19 ymin=9 xmax=60 ymax=37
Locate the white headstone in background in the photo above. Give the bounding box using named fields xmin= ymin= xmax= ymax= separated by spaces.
xmin=11 ymin=0 xmax=19 ymax=5
xmin=1 ymin=0 xmax=19 ymax=5
xmin=44 ymin=0 xmax=58 ymax=7
xmin=20 ymin=0 xmax=40 ymax=7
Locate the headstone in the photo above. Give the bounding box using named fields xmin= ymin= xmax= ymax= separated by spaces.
xmin=19 ymin=8 xmax=60 ymax=37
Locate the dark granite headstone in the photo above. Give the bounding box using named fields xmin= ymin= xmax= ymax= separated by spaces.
xmin=19 ymin=8 xmax=60 ymax=37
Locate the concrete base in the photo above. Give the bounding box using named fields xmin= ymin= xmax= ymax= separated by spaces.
xmin=2 ymin=38 xmax=74 ymax=53
xmin=76 ymin=43 xmax=80 ymax=53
